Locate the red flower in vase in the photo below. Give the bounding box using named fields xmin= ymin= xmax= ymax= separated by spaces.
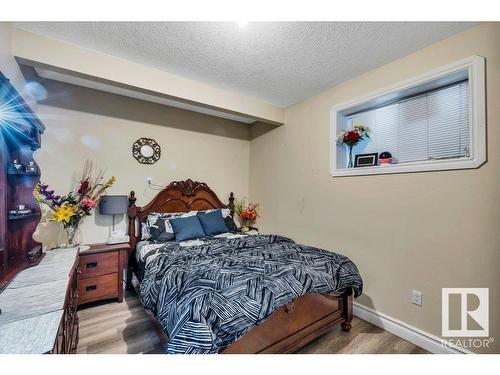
xmin=78 ymin=179 xmax=90 ymax=195
xmin=240 ymin=210 xmax=257 ymax=222
xmin=337 ymin=125 xmax=371 ymax=147
xmin=343 ymin=131 xmax=361 ymax=144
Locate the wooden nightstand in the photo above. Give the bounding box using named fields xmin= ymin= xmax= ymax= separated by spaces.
xmin=77 ymin=243 xmax=130 ymax=306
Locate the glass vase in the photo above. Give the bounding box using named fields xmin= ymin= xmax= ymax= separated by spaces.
xmin=63 ymin=224 xmax=80 ymax=248
xmin=240 ymin=220 xmax=254 ymax=233
xmin=348 ymin=145 xmax=354 ymax=168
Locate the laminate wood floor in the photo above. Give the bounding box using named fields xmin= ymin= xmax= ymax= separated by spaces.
xmin=76 ymin=291 xmax=428 ymax=354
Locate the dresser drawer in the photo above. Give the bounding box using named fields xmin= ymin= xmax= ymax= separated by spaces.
xmin=77 ymin=273 xmax=118 ymax=305
xmin=78 ymin=252 xmax=118 ymax=278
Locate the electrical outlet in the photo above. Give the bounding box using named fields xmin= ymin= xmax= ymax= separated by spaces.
xmin=412 ymin=290 xmax=423 ymax=306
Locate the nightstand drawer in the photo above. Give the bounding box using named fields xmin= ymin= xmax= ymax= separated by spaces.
xmin=78 ymin=252 xmax=118 ymax=279
xmin=77 ymin=273 xmax=118 ymax=305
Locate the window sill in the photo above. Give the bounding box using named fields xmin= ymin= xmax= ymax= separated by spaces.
xmin=331 ymin=157 xmax=485 ymax=177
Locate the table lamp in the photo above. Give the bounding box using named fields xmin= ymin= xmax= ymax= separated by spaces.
xmin=99 ymin=195 xmax=129 ymax=244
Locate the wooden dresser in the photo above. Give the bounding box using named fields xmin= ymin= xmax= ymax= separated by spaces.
xmin=78 ymin=243 xmax=130 ymax=306
xmin=0 ymin=247 xmax=79 ymax=354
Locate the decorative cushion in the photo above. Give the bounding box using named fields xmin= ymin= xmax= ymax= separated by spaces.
xmin=197 ymin=210 xmax=229 ymax=236
xmin=169 ymin=215 xmax=206 ymax=241
xmin=145 ymin=211 xmax=196 ymax=242
xmin=146 ymin=214 xmax=175 ymax=242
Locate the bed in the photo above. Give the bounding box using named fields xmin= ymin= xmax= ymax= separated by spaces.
xmin=127 ymin=179 xmax=363 ymax=354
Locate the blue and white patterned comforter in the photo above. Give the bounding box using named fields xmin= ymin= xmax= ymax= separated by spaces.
xmin=138 ymin=234 xmax=363 ymax=354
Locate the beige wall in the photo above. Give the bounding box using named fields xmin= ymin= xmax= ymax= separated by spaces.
xmin=32 ymin=81 xmax=250 ymax=249
xmin=2 ymin=22 xmax=250 ymax=249
xmin=250 ymin=23 xmax=500 ymax=353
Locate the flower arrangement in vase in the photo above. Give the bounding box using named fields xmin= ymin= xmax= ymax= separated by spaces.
xmin=34 ymin=161 xmax=116 ymax=247
xmin=234 ymin=197 xmax=260 ymax=233
xmin=336 ymin=125 xmax=371 ymax=168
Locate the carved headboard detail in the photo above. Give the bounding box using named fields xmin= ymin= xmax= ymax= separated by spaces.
xmin=128 ymin=179 xmax=234 ymax=248
xmin=167 ymin=179 xmax=209 ymax=196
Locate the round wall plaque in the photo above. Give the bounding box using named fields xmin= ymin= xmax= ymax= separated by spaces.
xmin=132 ymin=138 xmax=161 ymax=164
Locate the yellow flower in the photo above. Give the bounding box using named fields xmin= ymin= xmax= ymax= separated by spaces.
xmin=104 ymin=176 xmax=116 ymax=188
xmin=53 ymin=205 xmax=76 ymax=223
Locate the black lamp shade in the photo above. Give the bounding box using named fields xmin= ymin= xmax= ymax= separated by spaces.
xmin=99 ymin=195 xmax=128 ymax=215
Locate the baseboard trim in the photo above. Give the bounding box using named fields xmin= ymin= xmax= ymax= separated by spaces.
xmin=353 ymin=303 xmax=472 ymax=354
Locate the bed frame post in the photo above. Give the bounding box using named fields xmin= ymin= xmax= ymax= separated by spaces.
xmin=228 ymin=192 xmax=235 ymax=218
xmin=341 ymin=288 xmax=353 ymax=332
xmin=127 ymin=191 xmax=138 ymax=290
xmin=128 ymin=191 xmax=138 ymax=247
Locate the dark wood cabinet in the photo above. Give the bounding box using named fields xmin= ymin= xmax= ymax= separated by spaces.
xmin=0 ymin=71 xmax=45 ymax=290
xmin=51 ymin=264 xmax=79 ymax=354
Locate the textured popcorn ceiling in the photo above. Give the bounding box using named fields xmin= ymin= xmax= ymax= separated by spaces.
xmin=15 ymin=22 xmax=476 ymax=107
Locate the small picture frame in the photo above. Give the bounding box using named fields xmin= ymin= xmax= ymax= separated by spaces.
xmin=354 ymin=153 xmax=378 ymax=168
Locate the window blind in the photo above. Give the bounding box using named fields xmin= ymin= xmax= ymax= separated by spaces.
xmin=347 ymin=82 xmax=470 ymax=164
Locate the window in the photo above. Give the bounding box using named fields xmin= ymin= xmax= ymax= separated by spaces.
xmin=330 ymin=56 xmax=486 ymax=177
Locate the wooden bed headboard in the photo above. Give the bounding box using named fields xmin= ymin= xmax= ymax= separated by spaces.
xmin=128 ymin=179 xmax=234 ymax=248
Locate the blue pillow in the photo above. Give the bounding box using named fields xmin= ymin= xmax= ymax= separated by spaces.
xmin=197 ymin=210 xmax=229 ymax=236
xmin=169 ymin=215 xmax=206 ymax=241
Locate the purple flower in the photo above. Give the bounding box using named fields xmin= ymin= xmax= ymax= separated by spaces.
xmin=37 ymin=182 xmax=62 ymax=207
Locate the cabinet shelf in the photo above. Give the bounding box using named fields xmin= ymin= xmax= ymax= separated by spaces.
xmin=8 ymin=213 xmax=40 ymax=221
xmin=7 ymin=170 xmax=40 ymax=177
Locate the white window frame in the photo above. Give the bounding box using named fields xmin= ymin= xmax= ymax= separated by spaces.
xmin=330 ymin=55 xmax=486 ymax=177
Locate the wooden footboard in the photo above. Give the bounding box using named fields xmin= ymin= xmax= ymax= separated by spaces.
xmin=129 ymin=262 xmax=353 ymax=354
xmin=221 ymin=289 xmax=353 ymax=354
xmin=128 ymin=247 xmax=353 ymax=354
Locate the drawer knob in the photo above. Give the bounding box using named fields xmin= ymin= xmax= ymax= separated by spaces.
xmin=86 ymin=285 xmax=97 ymax=292
xmin=86 ymin=262 xmax=98 ymax=269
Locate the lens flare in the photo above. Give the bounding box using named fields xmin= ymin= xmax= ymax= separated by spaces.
xmin=80 ymin=134 xmax=102 ymax=149
xmin=24 ymin=81 xmax=48 ymax=101
xmin=53 ymin=127 xmax=76 ymax=143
